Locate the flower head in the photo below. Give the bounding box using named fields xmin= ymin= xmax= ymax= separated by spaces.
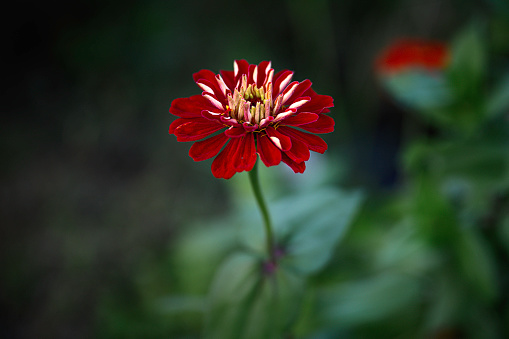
xmin=169 ymin=60 xmax=334 ymax=179
xmin=375 ymin=39 xmax=450 ymax=74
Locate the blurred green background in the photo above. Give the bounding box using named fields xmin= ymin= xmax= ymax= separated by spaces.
xmin=2 ymin=0 xmax=509 ymax=338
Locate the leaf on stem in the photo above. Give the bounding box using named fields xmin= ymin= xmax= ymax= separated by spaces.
xmin=239 ymin=188 xmax=364 ymax=275
xmin=204 ymin=252 xmax=304 ymax=339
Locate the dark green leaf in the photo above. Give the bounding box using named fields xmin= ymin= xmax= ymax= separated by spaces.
xmin=423 ymin=274 xmax=463 ymax=331
xmin=447 ymin=24 xmax=486 ymax=99
xmin=445 ymin=23 xmax=487 ymax=131
xmin=455 ymin=228 xmax=498 ymax=302
xmin=404 ymin=136 xmax=509 ymax=218
xmin=410 ymin=177 xmax=460 ymax=246
xmin=500 ymin=215 xmax=509 ymax=256
xmin=487 ymin=71 xmax=509 ymax=118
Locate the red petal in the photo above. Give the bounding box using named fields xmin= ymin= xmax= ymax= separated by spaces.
xmin=265 ymin=126 xmax=292 ymax=151
xmin=234 ymin=60 xmax=250 ymax=84
xmin=298 ymin=114 xmax=335 ymax=134
xmin=257 ymin=133 xmax=282 ymax=167
xmin=220 ymin=70 xmax=235 ymax=91
xmin=174 ymin=119 xmax=225 ymax=141
xmin=232 ymin=133 xmax=257 ymax=172
xmin=281 ymin=81 xmax=300 ymax=105
xmin=272 ymin=69 xmax=286 ymax=89
xmin=277 ymin=126 xmax=328 ymax=153
xmin=193 ymin=70 xmax=224 ymax=100
xmin=273 ymin=70 xmax=294 ymax=97
xmin=169 ymin=95 xmax=217 ymax=118
xmin=284 ymin=138 xmax=310 ymax=163
xmin=279 ymin=112 xmax=318 ymax=126
xmin=169 ymin=118 xmax=192 ymax=134
xmin=201 ymin=110 xmax=223 ymax=121
xmin=247 ymin=64 xmax=256 ymax=84
xmin=281 ymin=153 xmax=306 ymax=173
xmin=193 ymin=69 xmax=216 ymax=83
xmin=195 ymin=78 xmax=225 ymax=102
xmin=211 ymin=138 xmax=239 ymax=179
xmin=224 ymin=126 xmax=247 ymax=138
xmin=256 ymin=61 xmax=271 ymax=87
xmin=189 ymin=132 xmax=229 ymax=161
xmin=284 ymin=79 xmax=312 ymax=105
xmin=298 ymin=93 xmax=334 ymax=113
xmin=202 ymin=93 xmax=224 ymax=110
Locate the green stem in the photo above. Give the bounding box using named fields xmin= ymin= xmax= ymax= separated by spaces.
xmin=248 ymin=161 xmax=275 ymax=263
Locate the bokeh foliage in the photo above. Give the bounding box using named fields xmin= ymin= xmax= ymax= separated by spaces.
xmin=2 ymin=0 xmax=509 ymax=338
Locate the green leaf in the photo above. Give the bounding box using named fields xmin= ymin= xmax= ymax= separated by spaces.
xmin=382 ymin=70 xmax=452 ymax=111
xmin=410 ymin=177 xmax=460 ymax=246
xmin=432 ymin=142 xmax=507 ymax=184
xmin=410 ymin=176 xmax=497 ymax=303
xmin=500 ymin=214 xmax=509 ymax=256
xmin=487 ymin=71 xmax=509 ymax=118
xmin=423 ymin=274 xmax=463 ymax=331
xmin=238 ymin=188 xmax=364 ymax=275
xmin=454 ymin=227 xmax=498 ymax=302
xmin=463 ymin=308 xmax=502 ymax=339
xmin=173 ymin=223 xmax=237 ymax=294
xmin=447 ymin=23 xmax=486 ymax=98
xmin=157 ymin=295 xmax=205 ymax=314
xmin=278 ymin=189 xmax=364 ymax=274
xmin=404 ymin=136 xmax=509 ymax=218
xmin=372 ymin=222 xmax=439 ymax=276
xmin=318 ymin=273 xmax=421 ymax=326
xmin=205 ymin=252 xmax=305 ymax=339
xmin=446 ymin=23 xmax=487 ymax=129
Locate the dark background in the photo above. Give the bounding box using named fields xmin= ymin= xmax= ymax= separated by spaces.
xmin=2 ymin=0 xmax=504 ymax=338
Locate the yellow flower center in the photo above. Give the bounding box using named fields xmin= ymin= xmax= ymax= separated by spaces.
xmin=226 ymin=75 xmax=281 ymax=126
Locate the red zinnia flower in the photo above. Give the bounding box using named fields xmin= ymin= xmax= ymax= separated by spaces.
xmin=375 ymin=39 xmax=450 ymax=74
xmin=169 ymin=60 xmax=334 ymax=179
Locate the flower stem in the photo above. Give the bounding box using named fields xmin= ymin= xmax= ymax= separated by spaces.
xmin=248 ymin=161 xmax=275 ymax=263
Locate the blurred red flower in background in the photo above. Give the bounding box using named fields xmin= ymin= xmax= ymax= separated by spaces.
xmin=375 ymin=39 xmax=450 ymax=74
xmin=374 ymin=39 xmax=453 ymax=110
xmin=169 ymin=60 xmax=334 ymax=179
